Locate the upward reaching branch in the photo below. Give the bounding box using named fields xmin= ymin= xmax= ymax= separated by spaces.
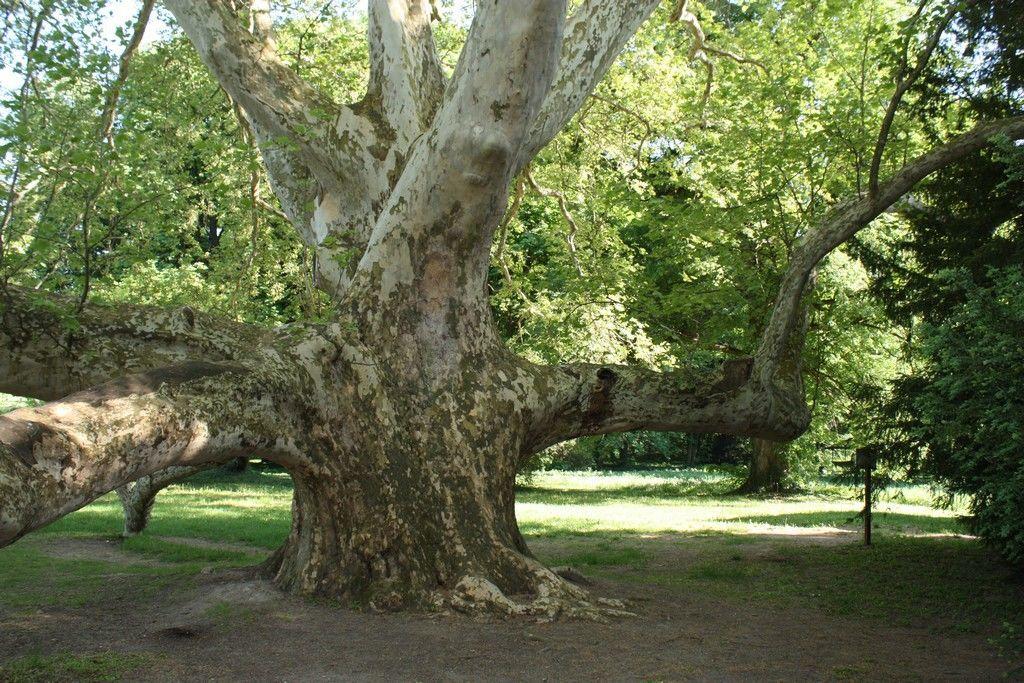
xmin=354 ymin=0 xmax=567 ymax=319
xmin=163 ymin=0 xmax=338 ymax=178
xmin=868 ymin=1 xmax=958 ymax=198
xmin=367 ymin=0 xmax=445 ymax=147
xmin=754 ymin=116 xmax=1024 ymax=384
xmin=98 ymin=0 xmax=156 ymax=147
xmin=522 ymin=0 xmax=662 ymax=170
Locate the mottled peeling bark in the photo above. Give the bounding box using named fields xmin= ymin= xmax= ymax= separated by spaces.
xmin=2 ymin=1 xmax=1023 ymax=617
xmin=0 ymin=287 xmax=270 ymax=400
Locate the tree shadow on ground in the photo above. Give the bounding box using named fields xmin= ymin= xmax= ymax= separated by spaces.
xmin=527 ymin=529 xmax=1024 ymax=636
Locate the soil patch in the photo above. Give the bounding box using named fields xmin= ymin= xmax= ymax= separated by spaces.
xmin=0 ymin=534 xmax=1011 ymax=681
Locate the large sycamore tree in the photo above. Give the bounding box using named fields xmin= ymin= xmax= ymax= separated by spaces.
xmin=1 ymin=0 xmax=1022 ymax=616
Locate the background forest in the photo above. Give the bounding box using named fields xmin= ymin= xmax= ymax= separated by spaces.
xmin=2 ymin=0 xmax=1022 ymax=562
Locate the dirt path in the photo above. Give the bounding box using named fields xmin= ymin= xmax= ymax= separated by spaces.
xmin=0 ymin=535 xmax=1011 ymax=682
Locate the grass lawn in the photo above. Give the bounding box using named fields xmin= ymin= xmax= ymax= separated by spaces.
xmin=2 ymin=465 xmax=1022 ymax=679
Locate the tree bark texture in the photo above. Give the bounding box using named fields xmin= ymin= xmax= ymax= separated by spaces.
xmin=2 ymin=0 xmax=1023 ymax=616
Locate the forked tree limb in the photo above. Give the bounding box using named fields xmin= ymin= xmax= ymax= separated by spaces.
xmin=671 ymin=0 xmax=766 ymax=116
xmin=868 ymin=0 xmax=959 ymax=199
xmin=353 ymin=0 xmax=568 ymax=310
xmin=525 ymin=169 xmax=584 ymax=276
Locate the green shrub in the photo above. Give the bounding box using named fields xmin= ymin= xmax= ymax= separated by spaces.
xmin=875 ymin=267 xmax=1024 ymax=564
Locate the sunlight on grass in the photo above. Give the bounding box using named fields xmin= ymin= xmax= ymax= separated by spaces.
xmin=30 ymin=467 xmax=969 ymax=553
xmin=2 ymin=465 xmax=1020 ymax=660
xmin=518 ymin=469 xmax=966 ymax=538
xmin=0 ymin=651 xmax=154 ymax=683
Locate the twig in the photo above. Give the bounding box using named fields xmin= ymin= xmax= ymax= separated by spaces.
xmin=98 ymin=0 xmax=156 ymax=148
xmin=670 ymin=0 xmax=766 ymax=120
xmin=589 ymin=94 xmax=653 ymax=172
xmin=524 ymin=169 xmax=585 ymax=276
xmin=494 ymin=175 xmax=530 ymax=303
xmin=868 ymin=0 xmax=960 ymax=198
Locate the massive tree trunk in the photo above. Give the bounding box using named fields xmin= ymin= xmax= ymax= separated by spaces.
xmin=2 ymin=0 xmax=1023 ymax=616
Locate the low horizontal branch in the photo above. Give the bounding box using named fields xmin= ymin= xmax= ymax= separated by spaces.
xmin=0 ymin=287 xmax=271 ymax=400
xmin=525 ymin=357 xmax=810 ymax=455
xmin=0 ymin=359 xmax=311 ymax=547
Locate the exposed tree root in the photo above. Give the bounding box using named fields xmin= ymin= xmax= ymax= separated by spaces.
xmin=255 ymin=542 xmax=630 ymax=622
xmin=446 ymin=568 xmax=636 ymax=623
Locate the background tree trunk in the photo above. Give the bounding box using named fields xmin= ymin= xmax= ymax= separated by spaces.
xmin=116 ymin=464 xmax=218 ymax=536
xmin=224 ymin=457 xmax=249 ymax=473
xmin=736 ymin=439 xmax=789 ymax=494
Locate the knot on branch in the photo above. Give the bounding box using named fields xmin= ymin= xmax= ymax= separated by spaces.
xmin=710 ymin=357 xmax=754 ymax=394
xmin=0 ymin=417 xmax=51 ymax=467
xmin=453 ymin=127 xmax=513 ymax=186
xmin=583 ymin=367 xmax=617 ymax=427
xmin=748 ymin=377 xmax=811 ymax=442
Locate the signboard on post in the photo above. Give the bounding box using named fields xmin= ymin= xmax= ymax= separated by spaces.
xmin=833 ymin=447 xmax=877 ymax=546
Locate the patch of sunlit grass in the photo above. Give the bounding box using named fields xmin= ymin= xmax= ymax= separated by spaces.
xmin=3 ymin=465 xmax=1019 ymax=661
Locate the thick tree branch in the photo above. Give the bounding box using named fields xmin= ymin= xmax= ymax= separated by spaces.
xmin=366 ymin=0 xmax=445 ymax=147
xmin=353 ymin=0 xmax=567 ymax=315
xmin=525 ymin=358 xmax=809 ymax=455
xmin=527 ymin=118 xmax=1022 ymax=451
xmin=163 ymin=0 xmax=337 ymax=174
xmin=754 ymin=116 xmax=1024 ymax=384
xmin=0 ymin=361 xmax=308 ymax=546
xmin=162 ymin=0 xmax=366 ymax=294
xmin=0 ymin=287 xmax=271 ymax=400
xmin=163 ymin=0 xmax=411 ymax=300
xmin=522 ymin=0 xmax=662 ymax=169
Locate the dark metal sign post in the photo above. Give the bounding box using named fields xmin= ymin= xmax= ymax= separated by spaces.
xmin=857 ymin=449 xmax=874 ymax=546
xmin=834 ymin=448 xmax=877 ymax=546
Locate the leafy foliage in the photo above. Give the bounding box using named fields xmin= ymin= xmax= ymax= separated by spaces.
xmin=852 ymin=0 xmax=1024 ymax=563
xmin=1 ymin=1 xmax=1021 ymax=517
xmin=866 ymin=266 xmax=1024 ymax=564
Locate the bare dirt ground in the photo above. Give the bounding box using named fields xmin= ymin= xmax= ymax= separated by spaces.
xmin=0 ymin=534 xmax=1011 ymax=682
